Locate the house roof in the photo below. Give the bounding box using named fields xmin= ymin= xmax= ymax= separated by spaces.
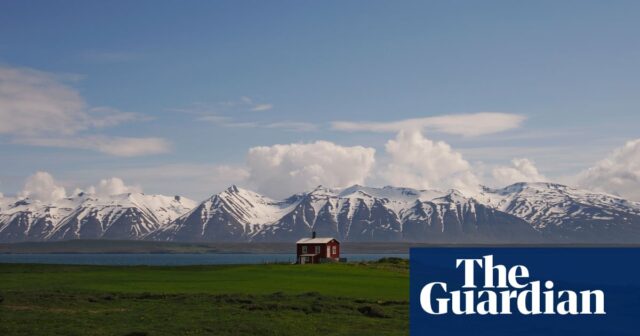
xmin=296 ymin=237 xmax=338 ymax=244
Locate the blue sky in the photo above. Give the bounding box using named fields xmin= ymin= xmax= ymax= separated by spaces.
xmin=1 ymin=1 xmax=639 ymax=200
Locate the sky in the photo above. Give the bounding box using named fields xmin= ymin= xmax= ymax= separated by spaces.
xmin=1 ymin=0 xmax=639 ymax=201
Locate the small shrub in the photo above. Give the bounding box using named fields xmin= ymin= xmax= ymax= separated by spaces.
xmin=243 ymin=304 xmax=263 ymax=311
xmin=357 ymin=305 xmax=389 ymax=318
xmin=101 ymin=294 xmax=116 ymax=301
xmin=269 ymin=291 xmax=285 ymax=298
xmin=299 ymin=291 xmax=320 ymax=298
xmin=376 ymin=257 xmax=407 ymax=264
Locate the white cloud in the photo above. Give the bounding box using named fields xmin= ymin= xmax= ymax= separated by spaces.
xmin=87 ymin=177 xmax=142 ymax=196
xmin=250 ymin=103 xmax=273 ymax=112
xmin=332 ymin=112 xmax=525 ymax=136
xmin=16 ymin=136 xmax=171 ymax=157
xmin=0 ymin=66 xmax=143 ymax=136
xmin=197 ymin=115 xmax=231 ymax=123
xmin=178 ymin=98 xmax=293 ymax=131
xmin=576 ymin=139 xmax=640 ymax=201
xmin=211 ymin=165 xmax=251 ymax=189
xmin=199 ymin=116 xmax=317 ymax=132
xmin=379 ymin=130 xmax=480 ymax=193
xmin=216 ymin=121 xmax=260 ymax=128
xmin=0 ymin=66 xmax=87 ymax=136
xmin=95 ymin=163 xmax=250 ymax=200
xmin=87 ymin=106 xmax=150 ymax=128
xmin=0 ymin=65 xmax=166 ymax=157
xmin=263 ymin=121 xmax=317 ymax=132
xmin=20 ymin=171 xmax=67 ymax=202
xmin=491 ymin=158 xmax=547 ymax=187
xmin=240 ymin=97 xmax=273 ymax=112
xmin=246 ymin=141 xmax=376 ymax=198
xmin=177 ymin=97 xmax=273 ymax=115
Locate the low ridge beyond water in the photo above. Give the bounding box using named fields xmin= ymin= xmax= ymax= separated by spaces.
xmin=0 ymin=253 xmax=408 ymax=265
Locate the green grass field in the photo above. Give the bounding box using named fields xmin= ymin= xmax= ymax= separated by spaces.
xmin=0 ymin=260 xmax=409 ymax=336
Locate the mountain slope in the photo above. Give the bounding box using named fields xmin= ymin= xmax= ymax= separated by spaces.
xmin=400 ymin=190 xmax=541 ymax=243
xmin=0 ymin=193 xmax=195 ymax=243
xmin=153 ymin=185 xmax=543 ymax=243
xmin=478 ymin=182 xmax=640 ymax=243
xmin=151 ymin=186 xmax=298 ymax=242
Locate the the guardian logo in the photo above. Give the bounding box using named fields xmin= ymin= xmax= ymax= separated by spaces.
xmin=420 ymin=255 xmax=606 ymax=316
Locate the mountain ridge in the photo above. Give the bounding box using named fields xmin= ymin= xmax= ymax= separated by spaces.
xmin=2 ymin=182 xmax=640 ymax=243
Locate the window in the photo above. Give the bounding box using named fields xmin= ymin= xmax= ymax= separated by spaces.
xmin=315 ymin=246 xmax=321 ymax=254
xmin=332 ymin=246 xmax=337 ymax=255
xmin=302 ymin=246 xmax=307 ymax=254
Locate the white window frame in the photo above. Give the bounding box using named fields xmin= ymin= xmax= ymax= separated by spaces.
xmin=302 ymin=245 xmax=307 ymax=254
xmin=332 ymin=246 xmax=337 ymax=255
xmin=315 ymin=245 xmax=321 ymax=254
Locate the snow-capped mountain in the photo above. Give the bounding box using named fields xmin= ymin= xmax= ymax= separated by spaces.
xmin=152 ymin=184 xmax=543 ymax=243
xmin=0 ymin=193 xmax=196 ymax=243
xmin=478 ymin=182 xmax=640 ymax=243
xmin=150 ymin=186 xmax=298 ymax=242
xmin=399 ymin=190 xmax=540 ymax=243
xmin=2 ymin=182 xmax=640 ymax=243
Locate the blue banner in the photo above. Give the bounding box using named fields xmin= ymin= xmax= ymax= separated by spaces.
xmin=410 ymin=248 xmax=640 ymax=336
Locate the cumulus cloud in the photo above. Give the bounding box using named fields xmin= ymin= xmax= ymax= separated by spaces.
xmin=379 ymin=130 xmax=481 ymax=193
xmin=103 ymin=163 xmax=250 ymax=200
xmin=246 ymin=141 xmax=376 ymax=198
xmin=211 ymin=165 xmax=251 ymax=188
xmin=20 ymin=171 xmax=67 ymax=202
xmin=87 ymin=177 xmax=142 ymax=196
xmin=15 ymin=136 xmax=171 ymax=157
xmin=332 ymin=112 xmax=525 ymax=137
xmin=491 ymin=158 xmax=547 ymax=187
xmin=0 ymin=65 xmax=167 ymax=156
xmin=576 ymin=139 xmax=640 ymax=201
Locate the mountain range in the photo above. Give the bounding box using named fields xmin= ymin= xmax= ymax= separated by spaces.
xmin=2 ymin=182 xmax=640 ymax=243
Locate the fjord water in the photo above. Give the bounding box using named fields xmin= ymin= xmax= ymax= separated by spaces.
xmin=0 ymin=253 xmax=408 ymax=265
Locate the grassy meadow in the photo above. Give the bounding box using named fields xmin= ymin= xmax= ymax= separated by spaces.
xmin=0 ymin=259 xmax=409 ymax=335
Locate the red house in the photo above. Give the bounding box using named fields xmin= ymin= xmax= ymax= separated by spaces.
xmin=296 ymin=232 xmax=340 ymax=264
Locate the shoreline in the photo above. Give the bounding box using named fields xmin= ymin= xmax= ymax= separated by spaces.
xmin=2 ymin=240 xmax=639 ymax=254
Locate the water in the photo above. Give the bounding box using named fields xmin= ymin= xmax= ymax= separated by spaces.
xmin=0 ymin=253 xmax=408 ymax=266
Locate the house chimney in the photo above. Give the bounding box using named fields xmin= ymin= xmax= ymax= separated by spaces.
xmin=312 ymin=231 xmax=316 ymax=239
